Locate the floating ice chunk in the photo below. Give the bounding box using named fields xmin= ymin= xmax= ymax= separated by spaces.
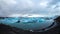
xmin=0 ymin=17 xmax=19 ymax=23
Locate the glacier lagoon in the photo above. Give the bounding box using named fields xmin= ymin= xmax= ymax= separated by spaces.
xmin=0 ymin=17 xmax=57 ymax=32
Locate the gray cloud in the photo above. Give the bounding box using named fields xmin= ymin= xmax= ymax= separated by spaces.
xmin=0 ymin=0 xmax=60 ymax=17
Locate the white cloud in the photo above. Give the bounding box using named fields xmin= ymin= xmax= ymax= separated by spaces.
xmin=39 ymin=1 xmax=48 ymax=8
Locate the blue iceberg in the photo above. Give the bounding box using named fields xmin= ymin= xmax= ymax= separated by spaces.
xmin=0 ymin=17 xmax=57 ymax=32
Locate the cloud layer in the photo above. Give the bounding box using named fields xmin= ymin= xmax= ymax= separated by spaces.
xmin=0 ymin=0 xmax=60 ymax=17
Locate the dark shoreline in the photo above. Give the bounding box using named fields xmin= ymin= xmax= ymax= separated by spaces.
xmin=0 ymin=23 xmax=59 ymax=34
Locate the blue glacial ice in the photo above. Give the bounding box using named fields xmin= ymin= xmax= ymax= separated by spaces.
xmin=0 ymin=17 xmax=56 ymax=32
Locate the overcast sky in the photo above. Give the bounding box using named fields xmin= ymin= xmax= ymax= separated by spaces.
xmin=0 ymin=0 xmax=60 ymax=17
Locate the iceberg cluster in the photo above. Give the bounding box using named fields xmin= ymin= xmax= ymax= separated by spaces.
xmin=0 ymin=17 xmax=50 ymax=23
xmin=0 ymin=17 xmax=19 ymax=23
xmin=0 ymin=17 xmax=56 ymax=32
